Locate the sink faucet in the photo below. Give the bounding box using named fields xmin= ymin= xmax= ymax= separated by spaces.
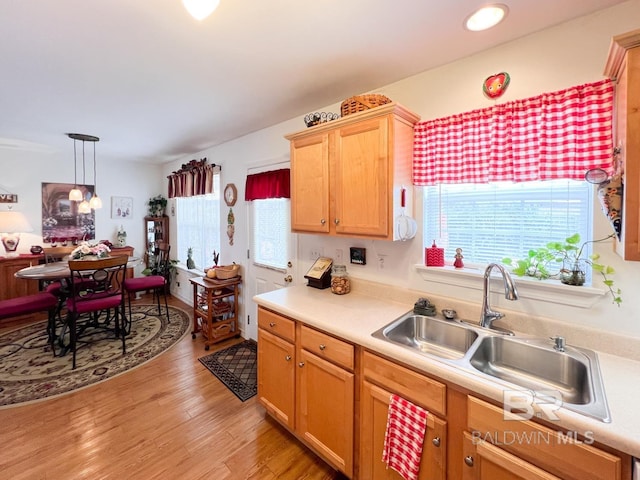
xmin=480 ymin=263 xmax=519 ymax=329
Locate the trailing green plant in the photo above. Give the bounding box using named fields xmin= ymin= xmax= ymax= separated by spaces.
xmin=147 ymin=195 xmax=167 ymax=217
xmin=502 ymin=247 xmax=556 ymax=280
xmin=503 ymin=233 xmax=621 ymax=306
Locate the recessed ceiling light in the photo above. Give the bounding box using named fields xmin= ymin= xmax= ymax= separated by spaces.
xmin=465 ymin=4 xmax=509 ymax=32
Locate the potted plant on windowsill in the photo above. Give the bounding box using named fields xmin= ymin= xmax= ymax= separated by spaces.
xmin=503 ymin=233 xmax=621 ymax=306
xmin=147 ymin=195 xmax=167 ymax=217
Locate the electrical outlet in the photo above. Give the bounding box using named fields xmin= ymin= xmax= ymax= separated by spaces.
xmin=377 ymin=253 xmax=387 ymax=270
xmin=335 ymin=249 xmax=343 ymax=263
xmin=309 ymin=247 xmax=324 ymax=260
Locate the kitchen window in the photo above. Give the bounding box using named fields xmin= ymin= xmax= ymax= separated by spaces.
xmin=422 ymin=180 xmax=592 ymax=270
xmin=175 ymin=173 xmax=221 ymax=269
xmin=415 ymin=79 xmax=612 ymax=286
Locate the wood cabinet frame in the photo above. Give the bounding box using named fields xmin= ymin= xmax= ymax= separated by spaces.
xmin=604 ymin=29 xmax=640 ymax=260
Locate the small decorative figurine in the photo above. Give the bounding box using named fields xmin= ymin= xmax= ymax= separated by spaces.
xmin=453 ymin=248 xmax=464 ymax=268
xmin=186 ymin=247 xmax=195 ymax=269
xmin=227 ymin=208 xmax=235 ymax=246
xmin=116 ymin=225 xmax=127 ymax=247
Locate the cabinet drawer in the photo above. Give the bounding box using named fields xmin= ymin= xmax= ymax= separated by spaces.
xmin=362 ymin=350 xmax=446 ymax=416
xmin=258 ymin=307 xmax=295 ymax=342
xmin=300 ymin=325 xmax=354 ymax=370
xmin=467 ymin=396 xmax=623 ymax=480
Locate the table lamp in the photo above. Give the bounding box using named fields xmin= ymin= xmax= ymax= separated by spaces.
xmin=0 ymin=210 xmax=34 ymax=257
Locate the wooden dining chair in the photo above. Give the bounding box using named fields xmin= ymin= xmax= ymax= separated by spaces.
xmin=41 ymin=245 xmax=77 ymax=341
xmin=64 ymin=255 xmax=128 ymax=369
xmin=124 ymin=244 xmax=171 ymax=323
xmin=43 ymin=245 xmax=76 ymax=264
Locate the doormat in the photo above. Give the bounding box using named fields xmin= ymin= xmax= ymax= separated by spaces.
xmin=199 ymin=339 xmax=257 ymax=402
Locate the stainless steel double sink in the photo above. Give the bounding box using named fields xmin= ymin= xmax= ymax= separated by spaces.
xmin=372 ymin=311 xmax=611 ymax=422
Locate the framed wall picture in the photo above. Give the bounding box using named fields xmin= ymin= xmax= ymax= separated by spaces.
xmin=41 ymin=182 xmax=95 ymax=243
xmin=111 ymin=196 xmax=133 ymax=219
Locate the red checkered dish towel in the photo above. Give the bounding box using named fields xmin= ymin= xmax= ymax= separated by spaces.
xmin=382 ymin=394 xmax=428 ymax=480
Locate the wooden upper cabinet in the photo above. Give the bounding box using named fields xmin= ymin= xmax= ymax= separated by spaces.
xmin=604 ymin=29 xmax=640 ymax=261
xmin=289 ymin=133 xmax=331 ymax=234
xmin=286 ymin=103 xmax=420 ymax=240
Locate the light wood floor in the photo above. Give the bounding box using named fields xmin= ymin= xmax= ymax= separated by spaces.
xmin=0 ymin=294 xmax=345 ymax=479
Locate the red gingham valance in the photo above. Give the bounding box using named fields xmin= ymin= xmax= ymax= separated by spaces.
xmin=413 ymin=79 xmax=614 ymax=185
xmin=245 ymin=168 xmax=290 ymax=201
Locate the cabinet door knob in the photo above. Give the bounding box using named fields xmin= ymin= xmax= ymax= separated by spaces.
xmin=284 ymin=275 xmax=292 ymax=283
xmin=269 ymin=322 xmax=276 ymax=327
xmin=285 ymin=355 xmax=292 ymax=361
xmin=320 ymin=218 xmax=326 ymax=225
xmin=319 ymin=344 xmax=326 ymax=351
xmin=432 ymin=437 xmax=441 ymax=447
xmin=464 ymin=456 xmax=474 ymax=467
xmin=334 ymin=218 xmax=340 ymax=225
xmin=298 ymin=361 xmax=305 ymax=367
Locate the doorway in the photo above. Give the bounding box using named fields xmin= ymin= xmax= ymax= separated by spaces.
xmin=245 ymin=161 xmax=297 ymax=340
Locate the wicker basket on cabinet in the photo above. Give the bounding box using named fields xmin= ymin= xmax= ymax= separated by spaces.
xmin=340 ymin=94 xmax=391 ymax=116
xmin=215 ymin=264 xmax=240 ymax=280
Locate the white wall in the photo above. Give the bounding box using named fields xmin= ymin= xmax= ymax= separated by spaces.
xmin=163 ymin=0 xmax=640 ymax=338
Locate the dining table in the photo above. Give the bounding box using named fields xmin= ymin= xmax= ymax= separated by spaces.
xmin=14 ymin=256 xmax=142 ymax=281
xmin=13 ymin=255 xmax=142 ymax=359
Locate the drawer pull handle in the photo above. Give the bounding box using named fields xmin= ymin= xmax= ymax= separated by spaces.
xmin=319 ymin=344 xmax=326 ymax=351
xmin=464 ymin=456 xmax=474 ymax=467
xmin=285 ymin=355 xmax=292 ymax=361
xmin=269 ymin=322 xmax=276 ymax=327
xmin=432 ymin=437 xmax=441 ymax=447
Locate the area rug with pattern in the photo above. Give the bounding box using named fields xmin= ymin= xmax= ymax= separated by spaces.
xmin=0 ymin=304 xmax=190 ymax=408
xmin=199 ymin=339 xmax=257 ymax=401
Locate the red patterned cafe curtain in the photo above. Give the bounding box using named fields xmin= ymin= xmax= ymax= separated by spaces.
xmin=245 ymin=168 xmax=290 ymax=201
xmin=413 ymin=79 xmax=614 ymax=185
xmin=167 ymin=159 xmax=218 ymax=198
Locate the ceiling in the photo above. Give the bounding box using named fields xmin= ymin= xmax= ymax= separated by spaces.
xmin=0 ymin=0 xmax=628 ymax=164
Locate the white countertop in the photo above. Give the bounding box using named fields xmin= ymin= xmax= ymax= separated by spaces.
xmin=253 ymin=284 xmax=640 ymax=458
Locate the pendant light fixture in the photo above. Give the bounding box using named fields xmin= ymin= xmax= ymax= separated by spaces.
xmin=88 ymin=137 xmax=102 ymax=209
xmin=68 ymin=136 xmax=83 ymax=201
xmin=67 ymin=133 xmax=100 ymax=212
xmin=182 ymin=0 xmax=220 ymax=21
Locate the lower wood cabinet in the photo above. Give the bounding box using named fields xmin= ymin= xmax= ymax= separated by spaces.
xmin=297 ymin=347 xmax=354 ymax=475
xmin=462 ymin=431 xmax=561 ymax=480
xmin=360 ymin=351 xmax=447 ymax=480
xmin=257 ymin=307 xmax=354 ymax=477
xmin=257 ymin=328 xmax=295 ymax=429
xmin=464 ymin=395 xmax=631 ymax=480
xmin=0 ymin=255 xmax=41 ymax=301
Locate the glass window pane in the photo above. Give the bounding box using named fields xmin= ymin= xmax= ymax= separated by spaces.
xmin=176 ymin=174 xmax=221 ymax=269
xmin=423 ymin=180 xmax=593 ymax=270
xmin=252 ymin=198 xmax=289 ymax=270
